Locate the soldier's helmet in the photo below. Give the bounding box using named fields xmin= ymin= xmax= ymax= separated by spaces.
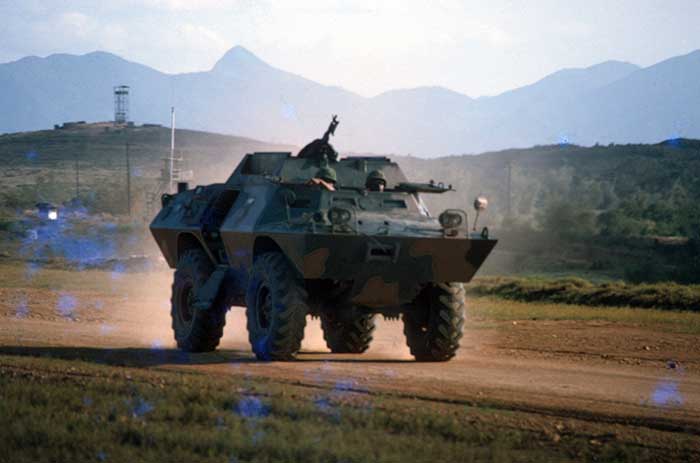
xmin=316 ymin=166 xmax=337 ymax=184
xmin=365 ymin=170 xmax=387 ymax=190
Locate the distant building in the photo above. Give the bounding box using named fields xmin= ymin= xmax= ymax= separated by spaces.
xmin=54 ymin=121 xmax=87 ymax=130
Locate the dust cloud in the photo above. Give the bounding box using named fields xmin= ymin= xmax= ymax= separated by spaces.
xmin=123 ymin=268 xmax=414 ymax=358
xmin=7 ymin=264 xmax=459 ymax=362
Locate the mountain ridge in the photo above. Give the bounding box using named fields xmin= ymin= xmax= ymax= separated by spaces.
xmin=1 ymin=46 xmax=699 ymax=156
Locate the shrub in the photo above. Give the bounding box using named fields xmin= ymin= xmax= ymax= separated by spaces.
xmin=467 ymin=277 xmax=700 ymax=311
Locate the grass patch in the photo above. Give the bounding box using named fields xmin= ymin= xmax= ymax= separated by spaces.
xmin=467 ymin=277 xmax=700 ymax=312
xmin=468 ymin=298 xmax=700 ymax=334
xmin=0 ymin=218 xmax=18 ymax=232
xmin=0 ymin=354 xmax=660 ymax=463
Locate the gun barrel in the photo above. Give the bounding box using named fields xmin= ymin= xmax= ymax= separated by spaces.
xmin=323 ymin=115 xmax=339 ymax=142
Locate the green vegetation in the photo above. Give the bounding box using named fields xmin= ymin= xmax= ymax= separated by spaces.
xmin=0 ymin=124 xmax=294 ymax=217
xmin=400 ymin=139 xmax=700 ymax=283
xmin=0 ymin=218 xmax=18 ymax=232
xmin=1 ymin=264 xmax=698 ymax=459
xmin=2 ymin=125 xmax=700 ymax=283
xmin=0 ymin=354 xmax=684 ymax=463
xmin=467 ymin=277 xmax=700 ymax=312
xmin=402 ymin=139 xmax=700 ymax=239
xmin=0 ymin=215 xmax=155 ymax=271
xmin=467 ymin=297 xmax=700 ymax=335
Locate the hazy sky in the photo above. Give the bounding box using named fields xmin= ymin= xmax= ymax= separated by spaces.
xmin=1 ymin=0 xmax=699 ymax=97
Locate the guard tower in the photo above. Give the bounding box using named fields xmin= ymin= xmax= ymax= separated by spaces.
xmin=114 ymin=85 xmax=130 ymax=124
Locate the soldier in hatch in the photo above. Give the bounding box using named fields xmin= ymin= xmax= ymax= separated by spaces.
xmin=365 ymin=170 xmax=387 ymax=192
xmin=306 ymin=166 xmax=337 ymax=191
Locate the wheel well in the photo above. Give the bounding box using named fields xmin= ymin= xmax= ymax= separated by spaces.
xmin=177 ymin=233 xmax=208 ymax=262
xmin=253 ymin=236 xmax=283 ymax=259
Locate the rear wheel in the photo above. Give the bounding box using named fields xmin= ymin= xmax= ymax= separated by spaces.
xmin=171 ymin=249 xmax=227 ymax=352
xmin=245 ymin=252 xmax=308 ymax=360
xmin=320 ymin=312 xmax=375 ymax=353
xmin=403 ymin=282 xmax=465 ymax=361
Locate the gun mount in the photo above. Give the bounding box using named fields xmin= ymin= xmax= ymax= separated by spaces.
xmin=297 ymin=115 xmax=340 ymax=162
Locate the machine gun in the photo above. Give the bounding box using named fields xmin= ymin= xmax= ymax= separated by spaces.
xmin=321 ymin=115 xmax=339 ymax=143
xmin=298 ymin=115 xmax=340 ymax=162
xmin=394 ymin=180 xmax=454 ymax=194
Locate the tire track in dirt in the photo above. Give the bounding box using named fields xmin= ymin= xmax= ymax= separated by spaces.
xmin=1 ymin=276 xmax=699 ymax=454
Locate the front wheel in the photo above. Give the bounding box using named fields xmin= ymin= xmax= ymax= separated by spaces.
xmin=320 ymin=312 xmax=375 ymax=353
xmin=171 ymin=249 xmax=227 ymax=352
xmin=403 ymin=283 xmax=465 ymax=361
xmin=245 ymin=252 xmax=308 ymax=360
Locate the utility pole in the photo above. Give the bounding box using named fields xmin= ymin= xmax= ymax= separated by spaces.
xmin=506 ymin=160 xmax=512 ymax=218
xmin=169 ymin=106 xmax=175 ymax=193
xmin=125 ymin=142 xmax=131 ymax=216
xmin=75 ymin=147 xmax=80 ymax=201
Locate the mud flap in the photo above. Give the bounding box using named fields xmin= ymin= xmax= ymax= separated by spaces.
xmin=192 ymin=267 xmax=227 ymax=311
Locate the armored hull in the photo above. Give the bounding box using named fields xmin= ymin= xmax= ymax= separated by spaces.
xmin=151 ymin=123 xmax=496 ymax=361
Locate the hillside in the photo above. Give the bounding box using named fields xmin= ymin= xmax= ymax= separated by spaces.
xmin=2 ymin=125 xmax=699 ymax=282
xmin=0 ymin=122 xmax=296 ymax=216
xmin=397 ymin=139 xmax=700 ymax=282
xmin=1 ymin=46 xmax=700 ymax=156
xmin=3 ymin=123 xmax=699 ymax=238
xmin=401 ymin=139 xmax=700 ymax=232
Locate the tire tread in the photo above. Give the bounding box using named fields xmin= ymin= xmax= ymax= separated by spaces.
xmin=403 ymin=282 xmax=465 ymax=362
xmin=171 ymin=249 xmax=227 ymax=353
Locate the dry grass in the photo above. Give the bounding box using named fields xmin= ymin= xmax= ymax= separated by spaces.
xmin=0 ymin=354 xmax=631 ymax=463
xmin=467 ymin=276 xmax=700 ymax=312
xmin=467 ymin=297 xmax=700 ymax=335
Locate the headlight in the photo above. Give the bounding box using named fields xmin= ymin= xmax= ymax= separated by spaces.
xmin=439 ymin=210 xmax=463 ymax=229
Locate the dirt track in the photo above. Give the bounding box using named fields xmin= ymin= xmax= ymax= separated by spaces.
xmin=1 ymin=269 xmax=699 ymax=451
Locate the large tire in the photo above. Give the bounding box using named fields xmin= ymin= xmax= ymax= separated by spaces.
xmin=402 ymin=282 xmax=465 ymax=361
xmin=320 ymin=312 xmax=375 ymax=353
xmin=171 ymin=249 xmax=227 ymax=352
xmin=245 ymin=252 xmax=308 ymax=360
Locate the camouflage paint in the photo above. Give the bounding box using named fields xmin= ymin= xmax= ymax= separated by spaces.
xmin=150 ymin=148 xmax=497 ymax=309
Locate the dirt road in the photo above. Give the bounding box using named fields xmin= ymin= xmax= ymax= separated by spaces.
xmin=1 ymin=269 xmax=699 ymax=452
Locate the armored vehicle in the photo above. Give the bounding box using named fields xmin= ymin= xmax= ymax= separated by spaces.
xmin=150 ymin=117 xmax=497 ymax=361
